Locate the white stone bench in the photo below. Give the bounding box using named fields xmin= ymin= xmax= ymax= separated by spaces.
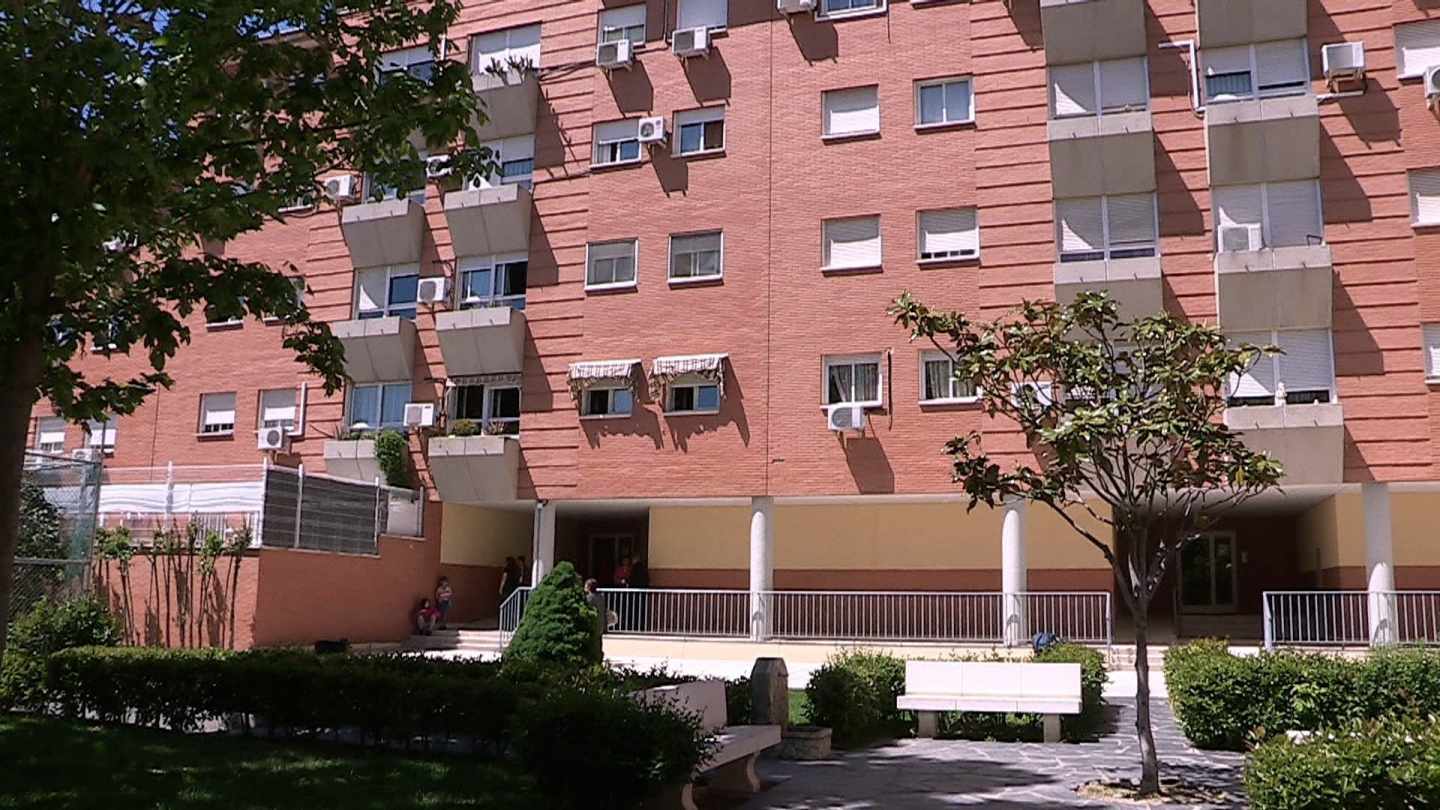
xmin=635 ymin=679 xmax=782 ymax=810
xmin=896 ymin=660 xmax=1082 ymax=743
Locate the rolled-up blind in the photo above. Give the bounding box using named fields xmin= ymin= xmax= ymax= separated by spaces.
xmin=1396 ymin=19 xmax=1440 ymax=77
xmin=1411 ymin=169 xmax=1440 ymax=225
xmin=677 ymin=0 xmax=727 ymax=30
xmin=1051 ymin=63 xmax=1097 ymax=117
xmin=1266 ymin=180 xmax=1322 ymax=248
xmin=1424 ymin=324 xmax=1440 ymax=379
xmin=1228 ymin=331 xmax=1276 ymax=400
xmin=1278 ymin=329 xmax=1334 ymax=398
xmin=918 ymin=209 xmax=978 ymax=258
xmin=1106 ymin=194 xmax=1156 ymax=247
xmin=1056 ymin=198 xmax=1104 ymax=253
xmin=824 ymin=216 xmax=882 ymax=269
xmin=1255 ymin=39 xmax=1308 ymax=90
xmin=1100 ymin=57 xmax=1148 ymax=111
xmin=824 ymin=86 xmax=880 ymax=136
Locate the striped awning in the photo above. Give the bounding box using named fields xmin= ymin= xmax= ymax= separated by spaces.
xmin=449 ymin=372 xmax=522 ymax=388
xmin=566 ymin=359 xmax=640 ymax=400
xmin=649 ymin=353 xmax=728 ymax=400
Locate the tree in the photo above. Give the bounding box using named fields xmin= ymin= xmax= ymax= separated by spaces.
xmin=0 ymin=0 xmax=495 ymax=666
xmin=890 ymin=291 xmax=1283 ymax=795
xmin=505 ymin=562 xmax=602 ymax=670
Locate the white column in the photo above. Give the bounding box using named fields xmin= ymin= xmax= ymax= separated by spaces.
xmin=532 ymin=499 xmax=556 ymax=585
xmin=749 ymin=496 xmax=774 ymax=641
xmin=1363 ymin=483 xmax=1397 ymax=646
xmin=1001 ymin=499 xmax=1029 ymax=646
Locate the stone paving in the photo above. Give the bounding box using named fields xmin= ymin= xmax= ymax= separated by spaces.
xmin=730 ymin=700 xmax=1246 ymax=809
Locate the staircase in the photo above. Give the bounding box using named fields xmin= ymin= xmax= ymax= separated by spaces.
xmin=405 ymin=628 xmax=506 ymax=656
xmin=1106 ymin=644 xmax=1169 ymax=671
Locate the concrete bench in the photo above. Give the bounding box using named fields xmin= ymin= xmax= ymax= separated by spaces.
xmin=896 ymin=660 xmax=1082 ymax=743
xmin=635 ymin=680 xmax=782 ymax=810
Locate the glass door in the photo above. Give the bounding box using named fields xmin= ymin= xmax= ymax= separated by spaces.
xmin=1181 ymin=533 xmax=1238 ymax=613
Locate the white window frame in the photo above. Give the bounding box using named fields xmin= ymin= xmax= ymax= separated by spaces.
xmin=1226 ymin=329 xmax=1337 ymax=406
xmin=1048 ymin=58 xmax=1150 ymax=119
xmin=592 ymin=120 xmax=643 ymax=168
xmin=1424 ymin=324 xmax=1440 ymax=383
xmin=919 ymin=351 xmax=978 ymax=404
xmin=822 ymin=85 xmax=881 ymax=139
xmin=198 ymin=392 xmax=237 ymax=436
xmin=665 ymin=377 xmax=721 ymax=415
xmin=676 ymin=0 xmax=728 ymax=32
xmin=347 ymin=382 xmax=414 ymax=430
xmin=454 ymin=383 xmax=522 ymax=435
xmin=673 ymin=107 xmax=726 ymax=157
xmin=457 ymin=253 xmax=528 ymax=310
xmin=86 ymin=419 xmax=117 ymax=452
xmin=1055 ymin=194 xmax=1160 ymax=262
xmin=822 ymin=215 xmax=883 ymax=272
xmin=585 ymin=239 xmax=639 ymax=291
xmin=35 ymin=417 xmax=66 ymax=454
xmin=258 ymin=388 xmax=300 ymax=434
xmin=355 ymin=264 xmax=421 ymax=319
xmin=823 ymin=353 xmax=884 ymax=408
xmin=579 ymin=386 xmax=635 ymax=419
xmin=598 ymin=5 xmax=646 ymax=47
xmin=1396 ymin=19 xmax=1440 ymax=79
xmin=916 ymin=208 xmax=980 ymax=263
xmin=1202 ymin=39 xmax=1311 ymax=104
xmin=1410 ymin=168 xmax=1440 ymax=227
xmin=668 ymin=231 xmax=724 ymax=284
xmin=914 ymin=76 xmax=975 ymax=129
xmin=817 ymin=0 xmax=886 ymax=21
xmin=1213 ymin=181 xmax=1325 ymax=252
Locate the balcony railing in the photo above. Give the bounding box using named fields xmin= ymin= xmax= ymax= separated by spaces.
xmin=1263 ymin=590 xmax=1440 ymax=649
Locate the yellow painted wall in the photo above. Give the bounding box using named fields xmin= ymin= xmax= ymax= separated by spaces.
xmin=1394 ymin=492 xmax=1440 ymax=567
xmin=647 ymin=506 xmax=750 ymax=569
xmin=439 ymin=504 xmax=532 ymax=566
xmin=1294 ymin=491 xmax=1440 ymax=571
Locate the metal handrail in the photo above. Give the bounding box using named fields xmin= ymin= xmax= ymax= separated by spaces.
xmin=1262 ymin=590 xmax=1440 ymax=649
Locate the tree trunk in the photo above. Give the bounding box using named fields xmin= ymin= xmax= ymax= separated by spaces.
xmin=1133 ymin=602 xmax=1162 ymax=795
xmin=0 ymin=334 xmax=47 ymax=669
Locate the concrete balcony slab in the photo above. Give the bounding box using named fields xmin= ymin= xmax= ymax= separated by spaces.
xmin=435 ymin=306 xmax=527 ymax=377
xmin=1206 ymin=95 xmax=1319 ymax=187
xmin=472 ymin=70 xmax=540 ymax=141
xmin=443 ymin=183 xmax=532 ymax=258
xmin=1216 ymin=245 xmax=1332 ymax=331
xmin=1196 ymin=0 xmax=1308 ymax=50
xmin=428 ymin=435 xmax=519 ymax=503
xmin=1053 ymin=256 xmax=1163 ymax=320
xmin=1048 ymin=111 xmax=1156 ymax=199
xmin=323 ymin=439 xmax=382 ymax=483
xmin=1224 ymin=403 xmax=1344 ymax=486
xmin=333 ymin=316 xmax=418 ymax=383
xmin=340 ymin=198 xmax=427 ymax=267
xmin=1040 ymin=0 xmax=1148 ymax=64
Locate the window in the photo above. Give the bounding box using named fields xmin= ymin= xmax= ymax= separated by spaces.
xmin=263 ymin=277 xmax=307 ymax=325
xmin=917 ymin=208 xmax=979 ymax=262
xmin=598 ymin=5 xmax=646 ymax=46
xmin=35 ymin=418 xmax=66 ymax=454
xmin=1055 ymin=194 xmax=1158 ymax=262
xmin=1213 ymin=181 xmax=1323 ymax=251
xmin=819 ymin=0 xmax=885 ymax=19
xmin=822 ymin=86 xmax=880 ymax=138
xmin=379 ymin=45 xmax=436 ymax=82
xmin=199 ymin=392 xmax=237 ymax=435
xmin=472 ymin=23 xmax=542 ymax=74
xmin=674 ymin=107 xmax=725 ymax=157
xmin=455 ymin=384 xmax=521 ymax=434
xmin=459 ymin=254 xmax=528 ymax=309
xmin=916 ymin=77 xmax=974 ymax=127
xmin=592 ymin=120 xmax=642 ymax=167
xmin=920 ymin=352 xmax=976 ymax=403
xmin=586 ymin=240 xmax=638 ymax=290
xmin=1410 ymin=169 xmax=1440 ymax=227
xmin=677 ymin=0 xmax=727 ymax=30
xmin=355 ymin=265 xmax=420 ymax=319
xmin=259 ymin=388 xmax=298 ymax=432
xmin=1397 ymin=20 xmax=1440 ymax=78
xmin=1227 ymin=329 xmax=1335 ymax=406
xmin=826 ymin=355 xmax=883 ymax=407
xmin=669 ymin=232 xmax=723 ymax=282
xmin=363 ymin=158 xmax=426 ymax=204
xmin=823 ymin=215 xmax=882 ymax=271
xmin=473 ymin=136 xmax=535 ymax=190
xmin=666 ymin=380 xmax=721 ymax=414
xmin=1425 ymin=324 xmax=1440 ymax=383
xmin=581 ymin=387 xmax=634 ymax=418
xmin=1202 ymin=39 xmax=1308 ymax=103
xmin=86 ymin=419 xmax=117 ymax=452
xmin=1049 ymin=58 xmax=1147 ymax=118
xmin=349 ymin=382 xmax=413 ymax=429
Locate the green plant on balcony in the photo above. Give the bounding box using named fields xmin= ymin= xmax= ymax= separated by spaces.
xmin=371 ymin=429 xmax=411 ymax=489
xmin=449 ymin=419 xmax=480 ymax=437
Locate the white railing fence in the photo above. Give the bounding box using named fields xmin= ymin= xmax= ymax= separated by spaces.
xmin=1263 ymin=590 xmax=1440 ymax=649
xmin=497 ymin=586 xmax=532 ymax=648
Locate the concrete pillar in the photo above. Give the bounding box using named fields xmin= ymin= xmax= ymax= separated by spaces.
xmin=532 ymin=499 xmax=556 ymax=586
xmin=1363 ymin=483 xmax=1397 ymax=646
xmin=749 ymin=496 xmax=774 ymax=641
xmin=1002 ymin=499 xmax=1029 ymax=646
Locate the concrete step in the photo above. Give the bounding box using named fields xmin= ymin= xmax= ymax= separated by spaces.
xmin=404 ymin=629 xmax=506 ymax=653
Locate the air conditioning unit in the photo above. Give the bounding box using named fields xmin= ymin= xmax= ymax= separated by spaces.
xmin=424 ymin=155 xmax=452 ymax=179
xmin=403 ymin=403 xmax=435 ymax=429
xmin=323 ymin=174 xmax=360 ymax=203
xmin=1321 ymin=42 xmax=1365 ymax=84
xmin=672 ymin=27 xmax=710 ymax=58
xmin=826 ymin=404 xmax=865 ymax=433
xmin=257 ymin=426 xmax=290 ymax=452
xmin=596 ymin=39 xmax=633 ymax=70
xmin=637 ymin=116 xmax=667 ymax=145
xmin=777 ymin=0 xmax=818 ymax=13
xmin=70 ymin=448 xmax=100 ymax=462
xmin=1218 ymin=224 xmax=1263 ymax=253
xmin=1426 ymin=64 xmax=1440 ymax=105
xmin=417 ymin=277 xmax=449 ymax=305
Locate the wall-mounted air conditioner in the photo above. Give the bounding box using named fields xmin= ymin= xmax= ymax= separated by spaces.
xmin=403 ymin=403 xmax=435 ymax=429
xmin=257 ymin=427 xmax=291 ymax=452
xmin=597 ymin=39 xmax=634 ymax=70
xmin=826 ymin=403 xmax=865 ymax=433
xmin=1426 ymin=64 xmax=1440 ymax=108
xmin=672 ymin=27 xmax=710 ymax=58
xmin=1321 ymin=42 xmax=1365 ymax=86
xmin=637 ymin=116 xmax=667 ymax=145
xmin=323 ymin=174 xmax=360 ymax=203
xmin=417 ymin=277 xmax=449 ymax=305
xmin=1218 ymin=224 xmax=1263 ymax=253
xmin=777 ymin=0 xmax=818 ymax=13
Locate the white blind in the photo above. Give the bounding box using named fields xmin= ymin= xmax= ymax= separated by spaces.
xmin=1099 ymin=57 xmax=1147 ymax=111
xmin=1411 ymin=169 xmax=1440 ymax=225
xmin=472 ymin=24 xmax=542 ymax=71
xmin=1278 ymin=329 xmax=1334 ymax=395
xmin=1204 ymin=45 xmax=1252 ymax=78
xmin=823 ymin=86 xmax=880 ymax=136
xmin=1056 ymin=197 xmax=1104 ymax=253
xmin=202 ymin=393 xmax=237 ymax=427
xmin=918 ymin=209 xmax=979 ymax=257
xmin=824 ymin=216 xmax=882 ymax=269
xmin=1229 ymin=331 xmax=1276 ymax=399
xmin=499 ymin=135 xmax=535 ymax=161
xmin=260 ymin=389 xmax=297 ymax=424
xmin=1397 ymin=19 xmax=1440 ymax=77
xmin=675 ymin=106 xmax=725 ymax=126
xmin=1266 ymin=180 xmax=1322 ymax=247
xmin=36 ymin=418 xmax=65 ymax=448
xmin=594 ymin=119 xmax=637 ymax=143
xmin=1051 ymin=63 xmax=1097 ymax=117
xmin=599 ymin=4 xmax=646 ymax=38
xmin=672 ymin=231 xmax=721 ymax=254
xmin=87 ymin=420 xmax=116 ymax=447
xmin=1106 ymin=194 xmax=1156 ymax=246
xmin=1424 ymin=324 xmax=1440 ymax=379
xmin=356 ymin=268 xmax=387 ymax=313
xmin=1213 ymin=184 xmax=1265 ymax=237
xmin=1255 ymin=39 xmax=1308 ymax=89
xmin=589 ymin=240 xmax=636 ymax=262
xmin=678 ymin=0 xmax=727 ymax=30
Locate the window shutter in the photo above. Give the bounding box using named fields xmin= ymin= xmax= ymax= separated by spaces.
xmin=675 ymin=106 xmax=725 ymax=127
xmin=1278 ymin=329 xmax=1334 ymax=396
xmin=1213 ymin=184 xmax=1264 ymax=240
xmin=1099 ymin=57 xmax=1147 ymax=111
xmin=677 ymin=0 xmax=727 ymax=30
xmin=824 ymin=86 xmax=879 ymax=136
xmin=1228 ymin=331 xmax=1276 ymax=399
xmin=1425 ymin=324 xmax=1440 ymax=379
xmin=36 ymin=418 xmax=65 ymax=448
xmin=918 ymin=209 xmax=978 ymax=257
xmin=261 ymin=389 xmax=297 ymax=424
xmin=1266 ymin=180 xmax=1322 ymax=248
xmin=589 ymin=240 xmax=635 ymax=263
xmin=1411 ymin=169 xmax=1440 ymax=225
xmin=473 ymin=24 xmax=542 ymax=71
xmin=500 ymin=135 xmax=535 ymax=162
xmin=1106 ymin=194 xmax=1156 ymax=247
xmin=825 ymin=216 xmax=882 ymax=269
xmin=1056 ymin=198 xmax=1104 ymax=253
xmin=1051 ymin=63 xmax=1097 ymax=117
xmin=203 ymin=393 xmax=237 ymax=428
xmin=594 ymin=119 xmax=637 ymax=143
xmin=1255 ymin=39 xmax=1308 ymax=89
xmin=1397 ymin=19 xmax=1440 ymax=77
xmin=1204 ymin=45 xmax=1252 ymax=78
xmin=600 ymin=5 xmax=646 ymax=36
xmin=356 ymin=269 xmax=387 ymax=313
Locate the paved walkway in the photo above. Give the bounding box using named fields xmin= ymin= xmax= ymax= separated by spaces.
xmin=729 ymin=700 xmax=1245 ymax=809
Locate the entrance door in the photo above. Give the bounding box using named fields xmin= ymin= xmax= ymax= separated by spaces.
xmin=1181 ymin=533 xmax=1238 ymax=613
xmin=587 ymin=534 xmax=635 ymax=586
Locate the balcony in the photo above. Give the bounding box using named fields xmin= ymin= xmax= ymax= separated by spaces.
xmin=472 ymin=69 xmax=540 ymax=141
xmin=1053 ymin=256 xmax=1163 ymax=319
xmin=333 ymin=316 xmax=418 ymax=383
xmin=427 ymin=435 xmax=519 ymax=503
xmin=322 ymin=438 xmax=383 ymax=483
xmin=340 ymin=197 xmax=427 ymax=268
xmin=1039 ymin=0 xmax=1147 ymax=64
xmin=1196 ymin=0 xmax=1308 ymax=50
xmin=1206 ymin=95 xmax=1319 ymax=187
xmin=435 ymin=306 xmax=527 ymax=377
xmin=1216 ymin=245 xmax=1333 ymax=332
xmin=1224 ymin=403 xmax=1343 ymax=485
xmin=1048 ymin=111 xmax=1155 ymax=199
xmin=442 ymin=183 xmax=532 ymax=258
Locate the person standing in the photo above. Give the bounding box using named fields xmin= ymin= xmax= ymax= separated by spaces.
xmin=434 ymin=576 xmax=454 ymax=630
xmin=517 ymin=555 xmax=530 ymax=587
xmin=499 ymin=556 xmax=520 ymax=604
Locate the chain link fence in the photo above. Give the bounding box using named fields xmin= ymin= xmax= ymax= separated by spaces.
xmin=12 ymin=451 xmax=102 ymax=620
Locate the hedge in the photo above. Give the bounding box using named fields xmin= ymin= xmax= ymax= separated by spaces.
xmin=1245 ymin=717 xmax=1440 ymax=809
xmin=1165 ymin=640 xmax=1440 ymax=750
xmin=1 ymin=596 xmax=122 ymax=709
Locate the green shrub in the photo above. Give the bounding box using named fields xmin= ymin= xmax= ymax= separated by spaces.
xmin=1245 ymin=717 xmax=1440 ymax=809
xmin=449 ymin=419 xmax=480 ymax=437
xmin=504 ymin=562 xmax=600 ymax=669
xmin=1036 ymin=642 xmax=1106 ymax=739
xmin=806 ymin=649 xmax=907 ymax=746
xmin=1165 ymin=641 xmax=1440 ymax=750
xmin=371 ymin=428 xmax=411 ymax=488
xmin=725 ymin=676 xmax=753 ymax=725
xmin=1 ymin=596 xmax=122 ymax=708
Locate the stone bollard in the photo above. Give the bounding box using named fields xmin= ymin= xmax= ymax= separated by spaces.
xmin=750 ymin=657 xmax=789 ymax=727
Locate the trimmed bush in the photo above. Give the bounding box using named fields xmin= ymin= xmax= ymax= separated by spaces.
xmin=504 ymin=562 xmax=601 ymax=669
xmin=725 ymin=676 xmax=753 ymax=725
xmin=1036 ymin=642 xmax=1107 ymax=739
xmin=1165 ymin=640 xmax=1440 ymax=750
xmin=806 ymin=649 xmax=907 ymax=746
xmin=1 ymin=596 xmax=122 ymax=708
xmin=1245 ymin=717 xmax=1440 ymax=809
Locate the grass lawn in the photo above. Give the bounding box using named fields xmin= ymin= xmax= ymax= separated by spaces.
xmin=788 ymin=689 xmax=812 ymax=725
xmin=0 ymin=714 xmax=537 ymax=810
